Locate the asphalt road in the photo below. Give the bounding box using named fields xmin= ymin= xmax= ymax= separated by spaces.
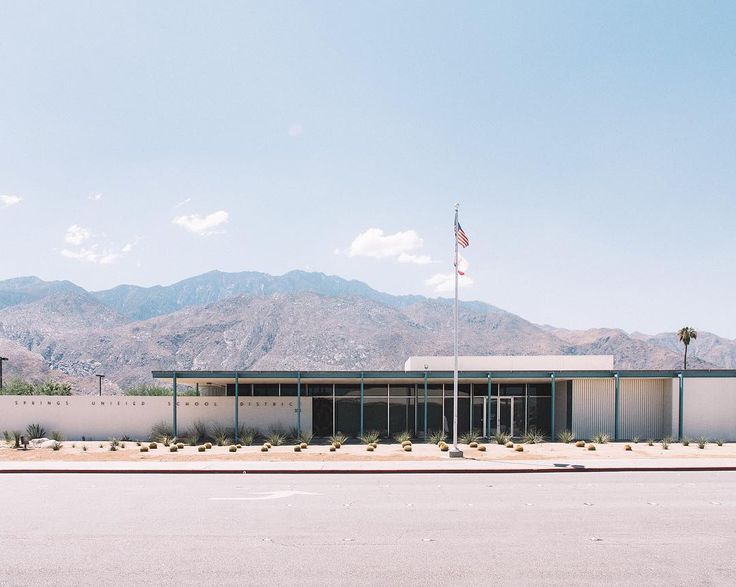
xmin=1 ymin=472 xmax=734 ymax=586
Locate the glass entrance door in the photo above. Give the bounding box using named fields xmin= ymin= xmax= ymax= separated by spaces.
xmin=497 ymin=397 xmax=526 ymax=437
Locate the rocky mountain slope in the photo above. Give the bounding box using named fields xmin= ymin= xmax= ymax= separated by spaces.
xmin=0 ymin=271 xmax=732 ymax=394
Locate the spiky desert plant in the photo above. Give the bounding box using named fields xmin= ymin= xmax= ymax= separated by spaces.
xmin=592 ymin=432 xmax=610 ymax=444
xmin=329 ymin=433 xmax=349 ymax=445
xmin=459 ymin=429 xmax=482 ymax=444
xmin=393 ymin=431 xmax=412 ymax=444
xmin=235 ymin=426 xmax=258 ymax=446
xmin=209 ymin=425 xmax=231 ymax=447
xmin=190 ymin=420 xmax=209 ymax=444
xmin=2 ymin=430 xmax=10 ymax=445
xmin=82 ymin=445 xmax=87 ymax=452
xmin=677 ymin=326 xmax=697 ymax=370
xmin=26 ymin=423 xmax=46 ymax=439
xmin=661 ymin=437 xmax=670 ymax=450
xmin=265 ymin=431 xmax=287 ymax=446
xmin=697 ymin=436 xmax=708 ymax=449
xmin=109 ymin=438 xmax=120 ymax=451
xmin=682 ymin=437 xmax=691 ymax=446
xmin=522 ymin=428 xmax=545 ymax=444
xmin=51 ymin=441 xmax=62 ymax=451
xmin=428 ymin=430 xmax=447 ymax=445
xmin=297 ymin=430 xmax=314 ymax=445
xmin=632 ymin=436 xmax=640 ymax=444
xmin=557 ymin=430 xmax=575 ymax=444
xmin=359 ymin=431 xmax=381 ymax=445
xmin=647 ymin=439 xmax=654 ymax=446
xmin=715 ymin=439 xmax=724 ymax=446
xmin=492 ymin=431 xmax=511 ymax=445
xmin=150 ymin=421 xmax=173 ymax=442
xmin=50 ymin=431 xmax=64 ymax=442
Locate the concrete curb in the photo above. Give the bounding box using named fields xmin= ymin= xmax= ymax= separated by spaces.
xmin=2 ymin=466 xmax=736 ymax=475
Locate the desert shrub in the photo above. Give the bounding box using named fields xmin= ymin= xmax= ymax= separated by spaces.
xmin=26 ymin=423 xmax=46 ymax=439
xmin=522 ymin=428 xmax=545 ymax=444
xmin=211 ymin=425 xmax=232 ymax=447
xmin=150 ymin=421 xmax=173 ymax=442
xmin=459 ymin=429 xmax=482 ymax=444
xmin=237 ymin=426 xmax=259 ymax=446
xmin=124 ymin=384 xmax=197 ymax=396
xmin=697 ymin=436 xmax=708 ymax=449
xmin=296 ymin=430 xmax=314 ymax=445
xmin=632 ymin=436 xmax=640 ymax=444
xmin=428 ymin=430 xmax=447 ymax=445
xmin=329 ymin=433 xmax=349 ymax=445
xmin=265 ymin=431 xmax=287 ymax=447
xmin=681 ymin=437 xmax=691 ymax=446
xmin=592 ymin=432 xmax=610 ymax=444
xmin=51 ymin=441 xmax=62 ymax=451
xmin=180 ymin=435 xmax=197 ymax=447
xmin=120 ymin=435 xmax=132 ymax=442
xmin=715 ymin=439 xmax=724 ymax=447
xmin=109 ymin=438 xmax=120 ymax=452
xmin=393 ymin=431 xmax=412 ymax=444
xmin=82 ymin=445 xmax=88 ymax=452
xmin=2 ymin=430 xmax=10 ymax=444
xmin=557 ymin=430 xmax=575 ymax=444
xmin=1 ymin=379 xmax=71 ymax=396
xmin=359 ymin=431 xmax=381 ymax=445
xmin=661 ymin=437 xmax=670 ymax=450
xmin=11 ymin=431 xmax=21 ymax=448
xmin=492 ymin=431 xmax=512 ymax=445
xmin=647 ymin=439 xmax=654 ymax=446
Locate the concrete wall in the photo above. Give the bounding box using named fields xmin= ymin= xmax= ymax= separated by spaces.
xmin=681 ymin=378 xmax=736 ymax=441
xmin=555 ymin=380 xmax=568 ymax=434
xmin=620 ymin=379 xmax=666 ymax=440
xmin=0 ymin=396 xmax=312 ymax=440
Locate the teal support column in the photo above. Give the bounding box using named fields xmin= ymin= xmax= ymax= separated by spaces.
xmin=423 ymin=370 xmax=428 ymax=438
xmin=234 ymin=372 xmax=239 ymax=444
xmin=172 ymin=372 xmax=178 ymax=438
xmin=678 ymin=373 xmax=684 ymax=440
xmin=614 ymin=373 xmax=620 ymax=441
xmin=550 ymin=373 xmax=556 ymax=440
xmin=487 ymin=373 xmax=492 ymax=439
xmin=360 ymin=372 xmax=365 ymax=437
xmin=195 ymin=383 xmax=199 ymax=396
xmin=296 ymin=372 xmax=302 ymax=438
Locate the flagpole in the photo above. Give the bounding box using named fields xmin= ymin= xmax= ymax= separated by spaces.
xmin=450 ymin=203 xmax=463 ymax=458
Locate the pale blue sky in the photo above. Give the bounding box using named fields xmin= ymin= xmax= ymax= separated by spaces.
xmin=1 ymin=1 xmax=734 ymax=336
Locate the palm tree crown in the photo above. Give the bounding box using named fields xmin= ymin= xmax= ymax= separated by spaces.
xmin=677 ymin=326 xmax=697 ymax=369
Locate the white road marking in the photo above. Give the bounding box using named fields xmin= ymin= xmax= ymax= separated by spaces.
xmin=209 ymin=490 xmax=321 ymax=501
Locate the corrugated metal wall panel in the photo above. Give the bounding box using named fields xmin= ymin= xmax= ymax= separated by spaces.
xmin=620 ymin=379 xmax=666 ymax=440
xmin=572 ymin=379 xmax=615 ymax=439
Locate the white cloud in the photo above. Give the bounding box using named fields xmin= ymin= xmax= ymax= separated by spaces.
xmin=122 ymin=243 xmax=134 ymax=253
xmin=349 ymin=228 xmax=424 ymax=259
xmin=64 ymin=224 xmax=92 ymax=245
xmin=0 ymin=195 xmax=22 ymax=208
xmin=88 ymin=193 xmax=102 ymax=201
xmin=425 ymin=272 xmax=474 ymax=293
xmin=397 ymin=253 xmax=432 ymax=265
xmin=61 ymin=245 xmax=122 ymax=265
xmin=288 ymin=123 xmax=303 ymax=138
xmin=172 ymin=210 xmax=229 ymax=236
xmin=175 ymin=198 xmax=192 ymax=208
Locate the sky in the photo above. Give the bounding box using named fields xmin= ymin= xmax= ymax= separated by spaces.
xmin=0 ymin=1 xmax=735 ymax=337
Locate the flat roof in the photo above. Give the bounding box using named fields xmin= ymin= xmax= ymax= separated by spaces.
xmin=152 ymin=369 xmax=736 ymax=386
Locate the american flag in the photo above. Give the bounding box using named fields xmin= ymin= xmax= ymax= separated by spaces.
xmin=456 ymin=222 xmax=469 ymax=248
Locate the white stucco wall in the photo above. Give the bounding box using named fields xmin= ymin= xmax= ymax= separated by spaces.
xmin=681 ymin=378 xmax=736 ymax=441
xmin=0 ymin=396 xmax=312 ymax=440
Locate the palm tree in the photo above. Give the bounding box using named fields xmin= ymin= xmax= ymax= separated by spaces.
xmin=677 ymin=327 xmax=697 ymax=370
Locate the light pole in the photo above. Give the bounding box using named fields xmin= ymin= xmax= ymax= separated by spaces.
xmin=96 ymin=374 xmax=105 ymax=396
xmin=0 ymin=357 xmax=7 ymax=390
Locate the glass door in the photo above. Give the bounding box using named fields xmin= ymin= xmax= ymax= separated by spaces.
xmin=498 ymin=397 xmax=526 ymax=437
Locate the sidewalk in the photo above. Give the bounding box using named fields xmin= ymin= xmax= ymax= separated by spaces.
xmin=2 ymin=457 xmax=736 ymax=474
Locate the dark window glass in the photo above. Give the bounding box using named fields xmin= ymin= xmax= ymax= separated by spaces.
xmin=471 ymin=396 xmax=486 ymax=434
xmin=363 ymin=398 xmax=388 ymax=435
xmin=388 ymin=396 xmax=415 ymax=435
xmin=280 ymin=384 xmax=298 ymax=396
xmin=312 ymin=398 xmax=333 ymax=436
xmin=307 ymin=384 xmax=333 ymax=397
xmin=253 ymin=384 xmax=279 ymax=396
xmin=335 ymin=398 xmax=361 ymax=435
xmin=426 ymin=384 xmax=443 ymax=397
xmin=527 ymin=396 xmax=551 ymax=436
xmin=499 ymin=384 xmax=525 ymax=396
xmin=363 ymin=384 xmax=388 ymax=397
xmin=335 ymin=384 xmax=361 ymax=397
xmin=528 ymin=383 xmax=551 ymax=397
xmin=388 ymin=384 xmax=414 ymax=397
xmin=443 ymin=397 xmax=470 ymax=435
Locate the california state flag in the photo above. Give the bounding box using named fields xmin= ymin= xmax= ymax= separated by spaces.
xmin=457 ymin=252 xmax=469 ymax=276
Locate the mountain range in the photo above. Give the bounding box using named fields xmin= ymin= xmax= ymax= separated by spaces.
xmin=0 ymin=270 xmax=733 ymax=394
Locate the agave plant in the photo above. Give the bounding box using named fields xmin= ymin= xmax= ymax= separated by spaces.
xmin=660 ymin=437 xmax=671 ymax=450
xmin=210 ymin=424 xmax=232 ymax=447
xmin=150 ymin=421 xmax=174 ymax=442
xmin=681 ymin=436 xmax=691 ymax=446
xmin=492 ymin=430 xmax=511 ymax=445
xmin=556 ymin=429 xmax=574 ymax=444
xmin=393 ymin=431 xmax=412 ymax=444
xmin=592 ymin=432 xmax=610 ymax=444
xmin=265 ymin=430 xmax=287 ymax=446
xmin=51 ymin=441 xmax=63 ymax=451
xmin=50 ymin=431 xmax=64 ymax=442
xmin=522 ymin=428 xmax=545 ymax=444
xmin=26 ymin=423 xmax=46 ymax=439
xmin=697 ymin=436 xmax=708 ymax=449
xmin=715 ymin=439 xmax=724 ymax=447
xmin=428 ymin=430 xmax=447 ymax=445
xmin=329 ymin=432 xmax=349 ymax=445
xmin=459 ymin=429 xmax=482 ymax=444
xmin=359 ymin=430 xmax=380 ymax=445
xmin=189 ymin=420 xmax=209 ymax=444
xmin=237 ymin=426 xmax=259 ymax=446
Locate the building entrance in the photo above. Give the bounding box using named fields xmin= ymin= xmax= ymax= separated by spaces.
xmin=497 ymin=396 xmax=525 ymax=437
